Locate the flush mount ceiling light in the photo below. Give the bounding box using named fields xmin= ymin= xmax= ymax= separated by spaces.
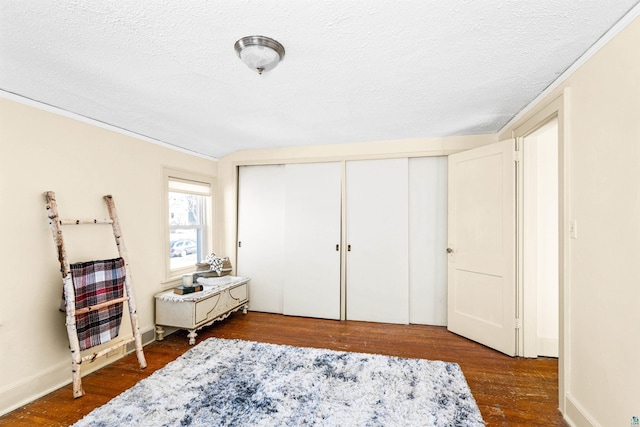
xmin=234 ymin=35 xmax=285 ymax=75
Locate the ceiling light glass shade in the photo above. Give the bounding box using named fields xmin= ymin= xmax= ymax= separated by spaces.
xmin=234 ymin=36 xmax=285 ymax=74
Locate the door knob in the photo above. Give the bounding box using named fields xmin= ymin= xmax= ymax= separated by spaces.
xmin=446 ymin=248 xmax=453 ymax=253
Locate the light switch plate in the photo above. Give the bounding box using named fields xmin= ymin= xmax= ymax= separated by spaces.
xmin=570 ymin=219 xmax=578 ymax=239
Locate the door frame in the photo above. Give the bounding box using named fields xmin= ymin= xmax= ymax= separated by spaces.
xmin=511 ymin=90 xmax=569 ymax=413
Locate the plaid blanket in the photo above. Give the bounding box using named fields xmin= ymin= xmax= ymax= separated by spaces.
xmin=68 ymin=258 xmax=126 ymax=351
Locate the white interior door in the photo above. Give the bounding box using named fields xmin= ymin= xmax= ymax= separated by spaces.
xmin=346 ymin=158 xmax=409 ymax=324
xmin=237 ymin=165 xmax=285 ymax=314
xmin=283 ymin=162 xmax=342 ymax=319
xmin=409 ymin=157 xmax=448 ymax=325
xmin=447 ymin=139 xmax=517 ymax=356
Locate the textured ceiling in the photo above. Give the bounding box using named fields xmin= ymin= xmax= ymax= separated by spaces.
xmin=1 ymin=1 xmax=638 ymax=159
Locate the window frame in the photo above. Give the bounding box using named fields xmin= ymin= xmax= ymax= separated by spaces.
xmin=163 ymin=167 xmax=216 ymax=284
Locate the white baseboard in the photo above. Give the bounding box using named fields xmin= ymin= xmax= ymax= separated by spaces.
xmin=0 ymin=359 xmax=71 ymax=417
xmin=0 ymin=326 xmax=157 ymax=417
xmin=0 ymin=349 xmax=121 ymax=416
xmin=564 ymin=393 xmax=602 ymax=427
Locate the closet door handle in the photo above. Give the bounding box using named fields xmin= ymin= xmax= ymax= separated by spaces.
xmin=336 ymin=244 xmax=339 ymax=251
xmin=348 ymin=244 xmax=351 ymax=252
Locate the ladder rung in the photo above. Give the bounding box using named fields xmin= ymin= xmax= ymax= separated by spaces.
xmin=75 ymin=296 xmax=130 ymax=315
xmin=82 ymin=336 xmax=135 ymax=362
xmin=59 ymin=219 xmax=114 ymax=225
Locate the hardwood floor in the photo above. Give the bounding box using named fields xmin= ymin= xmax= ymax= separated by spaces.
xmin=0 ymin=312 xmax=567 ymax=426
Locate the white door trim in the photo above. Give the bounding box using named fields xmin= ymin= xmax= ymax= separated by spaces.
xmin=512 ymin=89 xmax=569 ymax=413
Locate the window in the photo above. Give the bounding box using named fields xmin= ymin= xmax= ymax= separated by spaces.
xmin=164 ymin=169 xmax=215 ymax=281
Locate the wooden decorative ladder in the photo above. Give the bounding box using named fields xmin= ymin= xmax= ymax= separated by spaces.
xmin=44 ymin=191 xmax=147 ymax=398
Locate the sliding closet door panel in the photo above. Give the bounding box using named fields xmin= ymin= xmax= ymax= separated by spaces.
xmin=346 ymin=158 xmax=409 ymax=324
xmin=283 ymin=162 xmax=342 ymax=319
xmin=237 ymin=165 xmax=285 ymax=314
xmin=408 ymin=157 xmax=448 ymax=325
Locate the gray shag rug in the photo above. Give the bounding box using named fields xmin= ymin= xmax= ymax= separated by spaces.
xmin=73 ymin=338 xmax=485 ymax=426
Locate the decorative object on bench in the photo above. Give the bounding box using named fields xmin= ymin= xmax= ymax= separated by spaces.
xmin=44 ymin=191 xmax=147 ymax=398
xmin=173 ymin=284 xmax=203 ymax=295
xmin=195 ymin=252 xmax=232 ymax=277
xmin=155 ymin=276 xmax=249 ymax=345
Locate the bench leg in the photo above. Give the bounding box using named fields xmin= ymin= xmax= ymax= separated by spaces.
xmin=187 ymin=329 xmax=197 ymax=345
xmin=155 ymin=325 xmax=165 ymax=341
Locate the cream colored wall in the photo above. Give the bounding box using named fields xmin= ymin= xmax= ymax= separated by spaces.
xmin=217 ymin=134 xmax=496 ymax=267
xmin=0 ymin=97 xmax=217 ymax=415
xmin=501 ymin=16 xmax=640 ymax=427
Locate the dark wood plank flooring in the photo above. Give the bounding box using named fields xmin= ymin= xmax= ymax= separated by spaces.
xmin=0 ymin=312 xmax=567 ymax=426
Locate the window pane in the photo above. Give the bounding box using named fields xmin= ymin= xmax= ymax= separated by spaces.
xmin=169 ymin=191 xmax=207 ymax=271
xmin=169 ymin=229 xmax=202 ymax=270
xmin=169 ymin=192 xmax=204 ymax=226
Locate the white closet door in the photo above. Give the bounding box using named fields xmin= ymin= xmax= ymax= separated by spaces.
xmin=283 ymin=162 xmax=342 ymax=319
xmin=346 ymin=158 xmax=409 ymax=324
xmin=408 ymin=157 xmax=448 ymax=325
xmin=237 ymin=165 xmax=285 ymax=314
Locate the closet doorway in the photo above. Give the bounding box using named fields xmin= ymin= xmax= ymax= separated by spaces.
xmin=446 ymin=118 xmax=560 ymax=359
xmin=522 ymin=117 xmax=559 ymax=358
